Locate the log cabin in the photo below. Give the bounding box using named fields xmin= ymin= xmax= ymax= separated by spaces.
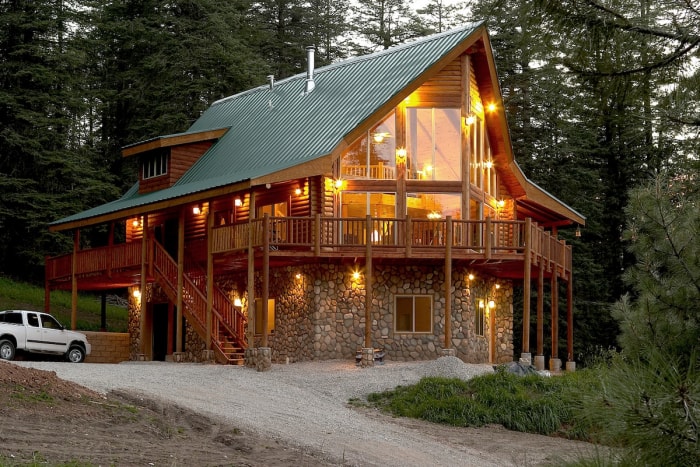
xmin=46 ymin=22 xmax=585 ymax=371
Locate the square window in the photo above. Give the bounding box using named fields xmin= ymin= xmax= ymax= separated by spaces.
xmin=395 ymin=295 xmax=432 ymax=333
xmin=475 ymin=300 xmax=485 ymax=337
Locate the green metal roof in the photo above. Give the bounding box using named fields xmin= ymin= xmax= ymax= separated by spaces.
xmin=51 ymin=22 xmax=484 ymax=227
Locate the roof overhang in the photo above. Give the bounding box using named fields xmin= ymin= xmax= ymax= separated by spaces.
xmin=121 ymin=128 xmax=229 ymax=157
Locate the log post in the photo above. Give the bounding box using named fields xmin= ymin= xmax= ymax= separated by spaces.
xmin=444 ymin=216 xmax=453 ymax=350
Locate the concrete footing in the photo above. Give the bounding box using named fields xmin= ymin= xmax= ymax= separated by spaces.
xmin=519 ymin=352 xmax=532 ymax=365
xmin=136 ymin=354 xmax=146 ymax=361
xmin=172 ymin=352 xmax=186 ymax=362
xmin=201 ymin=350 xmax=215 ymax=363
xmin=549 ymin=358 xmax=562 ymax=372
xmin=441 ymin=348 xmax=456 ymax=357
xmin=534 ymin=355 xmax=545 ymax=371
xmin=566 ymin=361 xmax=576 ymax=372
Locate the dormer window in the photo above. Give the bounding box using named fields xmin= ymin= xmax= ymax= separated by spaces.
xmin=143 ymin=151 xmax=169 ymax=179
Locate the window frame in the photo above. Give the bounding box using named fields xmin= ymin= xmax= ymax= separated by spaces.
xmin=475 ymin=300 xmax=485 ymax=337
xmin=394 ymin=295 xmax=433 ymax=334
xmin=142 ymin=151 xmax=169 ymax=180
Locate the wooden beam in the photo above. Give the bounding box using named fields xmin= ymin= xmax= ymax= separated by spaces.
xmin=567 ymin=276 xmax=574 ymax=362
xmin=139 ymin=215 xmax=149 ymax=357
xmin=206 ymin=206 xmax=214 ymax=350
xmin=261 ymin=213 xmax=270 ymax=348
xmin=365 ymin=215 xmax=373 ymax=349
xmin=551 ymin=271 xmax=559 ymax=360
xmin=71 ymin=230 xmax=79 ymax=330
xmin=537 ymin=261 xmax=544 ymax=356
xmin=176 ymin=208 xmax=185 ymax=353
xmin=444 ymin=216 xmax=453 ymax=349
xmin=522 ymin=218 xmax=531 ymax=354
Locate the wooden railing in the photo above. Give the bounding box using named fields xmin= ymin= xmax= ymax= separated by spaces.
xmin=45 ymin=242 xmax=142 ymax=282
xmin=46 ymin=216 xmax=572 ymax=284
xmin=153 ymin=242 xmax=246 ymax=360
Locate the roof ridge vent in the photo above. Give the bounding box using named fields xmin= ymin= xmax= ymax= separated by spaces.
xmin=304 ymin=45 xmax=316 ymax=94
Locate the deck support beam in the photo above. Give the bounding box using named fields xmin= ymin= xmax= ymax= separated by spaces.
xmin=206 ymin=206 xmax=214 ymax=352
xmin=566 ymin=275 xmax=575 ymax=371
xmin=444 ymin=216 xmax=453 ymax=350
xmin=534 ymin=260 xmax=545 ymax=370
xmin=364 ymin=215 xmax=373 ymax=350
xmin=176 ymin=208 xmax=185 ymax=354
xmin=71 ymin=229 xmax=79 ymax=330
xmin=261 ymin=214 xmax=270 ymax=348
xmin=521 ymin=218 xmax=531 ymax=362
xmin=549 ymin=271 xmax=560 ymax=372
xmin=139 ymin=215 xmax=149 ymax=358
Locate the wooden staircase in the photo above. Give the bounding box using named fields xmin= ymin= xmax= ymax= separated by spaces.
xmin=152 ymin=242 xmax=247 ymax=364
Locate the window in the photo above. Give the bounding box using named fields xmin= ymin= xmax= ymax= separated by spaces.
xmin=395 ymin=295 xmax=432 ymax=333
xmin=40 ymin=314 xmax=62 ymax=329
xmin=406 ymin=193 xmax=461 ymax=220
xmin=27 ymin=313 xmax=39 ymax=327
xmin=475 ymin=300 xmax=485 ymax=337
xmin=254 ymin=298 xmax=275 ymax=335
xmin=341 ymin=111 xmax=396 ymax=180
xmin=406 ymin=108 xmax=461 ymax=181
xmin=0 ymin=312 xmax=22 ymax=324
xmin=143 ymin=151 xmax=168 ymax=179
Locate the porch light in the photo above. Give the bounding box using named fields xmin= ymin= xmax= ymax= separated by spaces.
xmin=352 ymin=270 xmax=361 ymax=281
xmin=468 ymin=273 xmax=475 ymax=281
xmin=487 ymin=103 xmax=496 ymax=112
xmin=575 ymin=225 xmax=582 ymax=237
xmin=333 ymin=179 xmax=345 ymax=193
xmin=234 ymin=197 xmax=242 ymax=207
xmin=488 ymin=300 xmax=496 ymax=309
xmin=395 ymin=147 xmax=407 ymax=163
xmin=132 ymin=289 xmax=141 ymax=299
xmin=495 ymin=283 xmax=501 ymax=289
xmin=233 ymin=298 xmax=242 ymax=307
xmin=485 ymin=160 xmax=493 ymax=170
xmin=497 ymin=199 xmax=505 ymax=209
xmin=294 ymin=188 xmax=302 ymax=196
xmin=478 ymin=299 xmax=485 ymax=309
xmin=131 ymin=218 xmax=140 ymax=228
xmin=464 ymin=114 xmax=476 ymax=125
xmin=295 ymin=272 xmax=302 ymax=280
xmin=192 ymin=205 xmax=201 ymax=215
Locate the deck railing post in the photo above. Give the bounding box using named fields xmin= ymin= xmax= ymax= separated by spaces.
xmin=484 ymin=217 xmax=492 ymax=259
xmin=364 ymin=215 xmax=373 ymax=351
xmin=405 ymin=216 xmax=412 ymax=257
xmin=444 ymin=216 xmax=453 ymax=350
xmin=314 ymin=213 xmax=321 ymax=256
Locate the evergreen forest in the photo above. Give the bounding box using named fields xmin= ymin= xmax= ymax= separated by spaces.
xmin=1 ymin=0 xmax=698 ymax=369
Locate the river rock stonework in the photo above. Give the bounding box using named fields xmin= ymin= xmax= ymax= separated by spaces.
xmin=129 ymin=264 xmax=514 ymax=364
xmin=220 ymin=263 xmax=514 ymax=364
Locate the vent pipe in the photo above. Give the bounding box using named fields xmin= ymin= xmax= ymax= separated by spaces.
xmin=267 ymin=74 xmax=275 ymax=91
xmin=304 ymin=45 xmax=316 ymax=94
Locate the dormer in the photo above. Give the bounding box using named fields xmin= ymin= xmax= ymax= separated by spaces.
xmin=122 ymin=128 xmax=228 ymax=195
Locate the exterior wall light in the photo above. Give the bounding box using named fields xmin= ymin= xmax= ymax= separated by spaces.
xmin=395 ymin=147 xmax=407 ymax=164
xmin=234 ymin=197 xmax=242 ymax=207
xmin=233 ymin=298 xmax=242 ymax=307
xmin=192 ymin=205 xmax=201 ymax=215
xmin=294 ymin=188 xmax=302 ymax=196
xmin=464 ymin=114 xmax=476 ymax=125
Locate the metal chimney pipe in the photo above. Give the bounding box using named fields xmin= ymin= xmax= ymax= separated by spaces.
xmin=267 ymin=75 xmax=275 ymax=91
xmin=304 ymin=45 xmax=316 ymax=94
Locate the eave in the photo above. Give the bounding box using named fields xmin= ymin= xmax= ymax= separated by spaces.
xmin=121 ymin=128 xmax=229 ymax=157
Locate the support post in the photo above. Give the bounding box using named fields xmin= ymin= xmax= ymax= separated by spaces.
xmin=261 ymin=214 xmax=270 ymax=348
xmin=176 ymin=208 xmax=185 ymax=354
xmin=566 ymin=275 xmax=575 ymax=371
xmin=139 ymin=215 xmax=149 ymax=358
xmin=247 ymin=218 xmax=255 ymax=344
xmin=100 ymin=292 xmax=107 ymax=331
xmin=535 ymin=260 xmax=545 ymax=370
xmin=550 ymin=271 xmax=560 ymax=372
xmin=444 ymin=216 xmax=453 ymax=350
xmin=71 ymin=229 xmax=79 ymax=330
xmin=364 ymin=215 xmax=373 ymax=351
xmin=522 ymin=218 xmax=531 ymax=358
xmin=206 ymin=206 xmax=214 ymax=350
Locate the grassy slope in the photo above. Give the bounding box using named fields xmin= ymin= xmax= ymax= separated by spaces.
xmin=0 ymin=276 xmax=128 ymax=332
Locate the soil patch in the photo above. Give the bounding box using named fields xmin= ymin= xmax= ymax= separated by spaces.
xmin=0 ymin=361 xmax=329 ymax=466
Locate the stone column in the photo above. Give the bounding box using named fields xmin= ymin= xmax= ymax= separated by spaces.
xmin=256 ymin=347 xmax=272 ymax=372
xmin=360 ymin=347 xmax=374 ymax=368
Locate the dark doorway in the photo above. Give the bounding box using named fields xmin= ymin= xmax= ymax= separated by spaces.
xmin=152 ymin=304 xmax=169 ymax=361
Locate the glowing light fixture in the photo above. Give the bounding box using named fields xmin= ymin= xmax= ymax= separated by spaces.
xmin=192 ymin=205 xmax=201 ymax=215
xmin=294 ymin=188 xmax=302 ymax=196
xmin=234 ymin=197 xmax=242 ymax=207
xmin=485 ymin=160 xmax=493 ymax=170
xmin=295 ymin=272 xmax=302 ymax=280
xmin=352 ymin=270 xmax=361 ymax=281
xmin=233 ymin=298 xmax=242 ymax=307
xmin=395 ymin=147 xmax=407 ymax=163
xmin=487 ymin=103 xmax=496 ymax=112
xmin=465 ymin=114 xmax=476 ymax=125
xmin=133 ymin=289 xmax=141 ymax=299
xmin=468 ymin=273 xmax=475 ymax=281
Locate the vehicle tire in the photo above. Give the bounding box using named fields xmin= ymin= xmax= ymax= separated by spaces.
xmin=0 ymin=339 xmax=16 ymax=361
xmin=66 ymin=345 xmax=85 ymax=363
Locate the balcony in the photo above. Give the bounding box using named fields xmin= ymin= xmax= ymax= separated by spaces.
xmin=46 ymin=216 xmax=572 ymax=290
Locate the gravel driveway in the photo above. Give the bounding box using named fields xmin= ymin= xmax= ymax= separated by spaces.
xmin=16 ymin=358 xmax=594 ymax=466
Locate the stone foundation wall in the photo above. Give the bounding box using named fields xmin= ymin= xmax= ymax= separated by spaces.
xmin=222 ymin=263 xmax=514 ymax=364
xmin=128 ymin=264 xmax=515 ymax=365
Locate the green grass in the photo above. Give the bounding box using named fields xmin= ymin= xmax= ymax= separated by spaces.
xmin=0 ymin=276 xmax=128 ymax=332
xmin=365 ymin=365 xmax=601 ymax=441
